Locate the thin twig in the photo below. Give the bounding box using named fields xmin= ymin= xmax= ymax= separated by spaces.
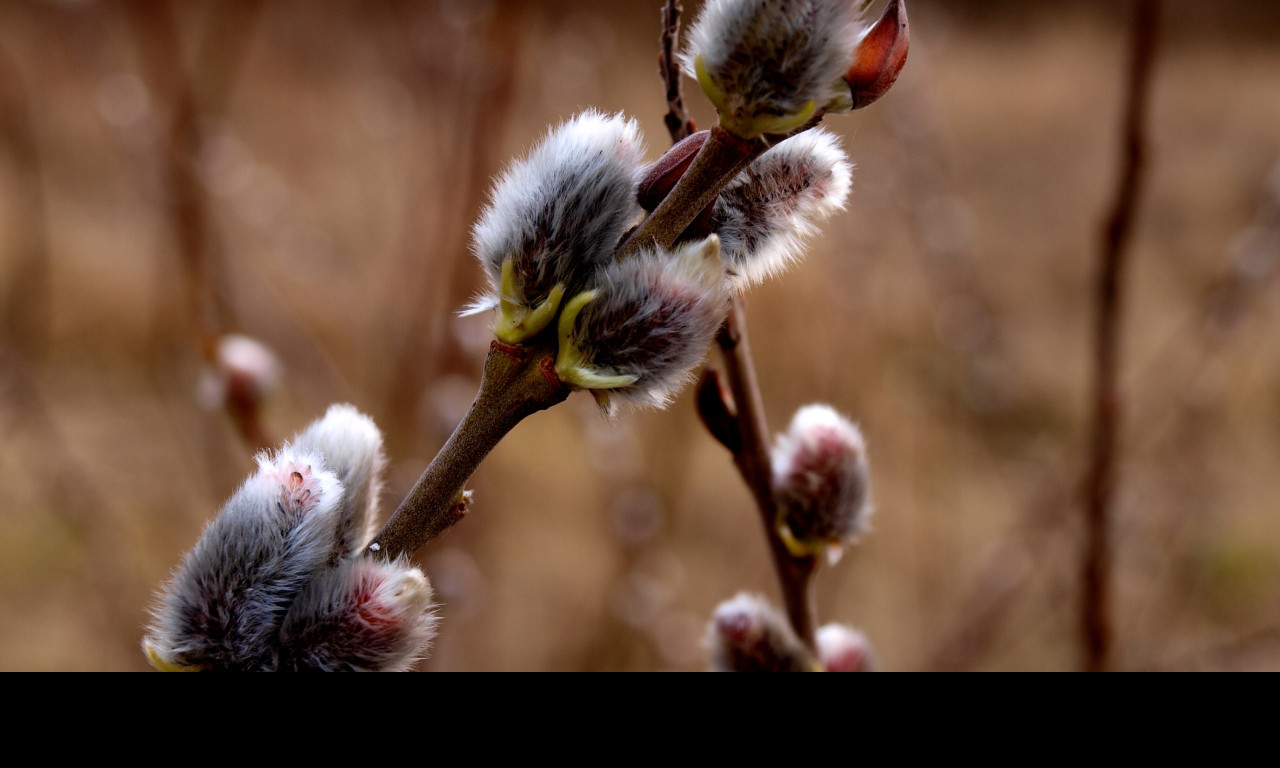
xmin=655 ymin=1 xmax=818 ymax=650
xmin=0 ymin=41 xmax=52 ymax=357
xmin=716 ymin=303 xmax=820 ymax=648
xmin=1082 ymin=0 xmax=1161 ymax=673
xmin=659 ymin=0 xmax=694 ymax=143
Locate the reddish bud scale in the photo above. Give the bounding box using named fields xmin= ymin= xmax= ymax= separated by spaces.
xmin=638 ymin=130 xmax=708 ymax=211
xmin=637 ymin=130 xmax=718 ymax=243
xmin=845 ymin=0 xmax=910 ymax=109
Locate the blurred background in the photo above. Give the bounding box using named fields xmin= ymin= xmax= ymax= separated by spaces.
xmin=2 ymin=0 xmax=1278 ymax=671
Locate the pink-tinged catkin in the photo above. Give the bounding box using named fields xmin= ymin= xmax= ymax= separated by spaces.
xmin=215 ymin=333 xmax=282 ymax=402
xmin=817 ymin=623 xmax=877 ymax=672
xmin=707 ymin=593 xmax=818 ymax=672
xmin=771 ymin=404 xmax=872 ymax=550
xmin=278 ymin=557 xmax=438 ymax=672
xmin=467 ymin=110 xmax=647 ymax=314
xmin=711 ymin=128 xmax=851 ymax=285
xmin=144 ymin=405 xmax=437 ymax=672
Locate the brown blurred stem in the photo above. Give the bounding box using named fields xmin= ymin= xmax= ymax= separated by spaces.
xmin=0 ymin=42 xmax=52 ymax=357
xmin=1083 ymin=0 xmax=1160 ymax=673
xmin=125 ymin=0 xmax=271 ymax=451
xmin=125 ymin=0 xmax=227 ymax=360
xmin=369 ymin=340 xmax=568 ymax=559
xmin=659 ymin=0 xmax=694 ymax=143
xmin=714 ymin=304 xmax=820 ymax=648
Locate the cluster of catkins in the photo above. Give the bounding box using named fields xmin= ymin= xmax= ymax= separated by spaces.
xmin=144 ymin=406 xmax=438 ymax=671
xmin=678 ymin=0 xmax=902 ymax=671
xmin=709 ymin=594 xmax=876 ymax=672
xmin=144 ymin=0 xmax=905 ymax=671
xmin=708 ymin=405 xmax=876 ymax=672
xmin=465 ymin=110 xmax=851 ymax=414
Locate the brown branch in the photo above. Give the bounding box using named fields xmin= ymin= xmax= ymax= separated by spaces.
xmin=125 ymin=0 xmax=272 ymax=451
xmin=124 ymin=0 xmax=224 ymax=359
xmin=716 ymin=301 xmax=820 ymax=648
xmin=368 ymin=340 xmax=568 ymax=559
xmin=659 ymin=0 xmax=694 ymax=143
xmin=1082 ymin=0 xmax=1161 ymax=673
xmin=0 ymin=41 xmax=52 ymax=358
xmin=619 ymin=125 xmax=764 ymax=259
xmin=373 ymin=1 xmax=781 ymax=575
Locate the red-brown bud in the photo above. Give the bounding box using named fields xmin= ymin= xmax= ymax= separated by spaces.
xmin=845 ymin=0 xmax=910 ymax=110
xmin=636 ymin=130 xmax=717 ymax=242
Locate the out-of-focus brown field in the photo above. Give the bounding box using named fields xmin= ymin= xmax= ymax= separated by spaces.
xmin=2 ymin=0 xmax=1278 ymax=671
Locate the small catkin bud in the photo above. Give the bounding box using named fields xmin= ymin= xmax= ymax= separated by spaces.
xmin=277 ymin=557 xmax=438 ymax=672
xmin=681 ymin=0 xmax=861 ymax=138
xmin=711 ymin=128 xmax=851 ymax=285
xmin=215 ymin=333 xmax=282 ymax=404
xmin=816 ymin=623 xmax=877 ymax=672
xmin=555 ymin=236 xmax=729 ymax=414
xmin=771 ymin=404 xmax=872 ymax=557
xmin=707 ymin=593 xmax=818 ymax=672
xmin=467 ymin=110 xmax=647 ymax=342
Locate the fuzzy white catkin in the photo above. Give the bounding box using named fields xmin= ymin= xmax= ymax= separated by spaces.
xmin=681 ymin=0 xmax=860 ymax=132
xmin=772 ymin=404 xmax=872 ymax=545
xmin=468 ymin=110 xmax=647 ymax=313
xmin=146 ymin=450 xmax=346 ymax=670
xmin=145 ymin=405 xmax=438 ymax=672
xmin=707 ymin=593 xmax=816 ymax=672
xmin=712 ymin=128 xmax=852 ymax=285
xmin=567 ymin=237 xmax=729 ymax=413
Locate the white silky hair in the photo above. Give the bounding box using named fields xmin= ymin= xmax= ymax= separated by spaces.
xmin=712 ymin=127 xmax=853 ymax=286
xmin=681 ymin=0 xmax=861 ymax=122
xmin=573 ymin=237 xmax=729 ymax=414
xmin=468 ymin=110 xmax=648 ymax=313
xmin=290 ymin=403 xmax=386 ymax=560
xmin=771 ymin=403 xmax=872 ymax=543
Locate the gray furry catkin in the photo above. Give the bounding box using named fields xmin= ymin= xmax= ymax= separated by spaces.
xmin=144 ymin=405 xmax=438 ymax=672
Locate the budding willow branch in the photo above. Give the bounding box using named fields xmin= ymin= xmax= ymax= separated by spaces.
xmin=619 ymin=126 xmax=765 ymax=259
xmin=368 ymin=340 xmax=568 ymax=559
